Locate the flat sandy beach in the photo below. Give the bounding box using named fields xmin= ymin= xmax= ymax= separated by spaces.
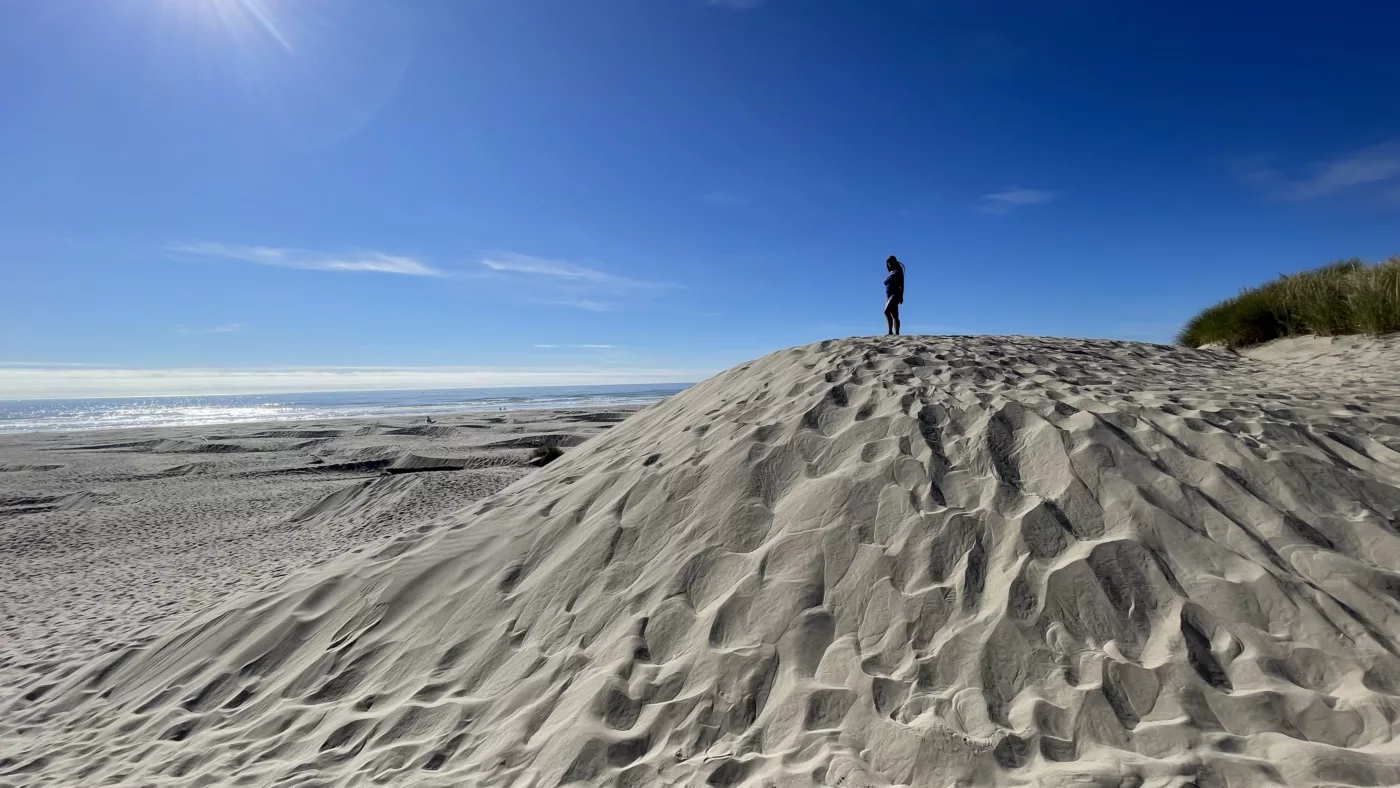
xmin=0 ymin=407 xmax=637 ymax=691
xmin=3 ymin=335 xmax=1400 ymax=787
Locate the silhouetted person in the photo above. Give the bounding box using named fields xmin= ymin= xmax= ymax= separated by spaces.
xmin=884 ymin=255 xmax=905 ymax=335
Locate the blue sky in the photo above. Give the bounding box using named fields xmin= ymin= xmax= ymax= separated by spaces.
xmin=2 ymin=0 xmax=1398 ymax=397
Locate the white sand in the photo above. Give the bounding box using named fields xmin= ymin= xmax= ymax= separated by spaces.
xmin=3 ymin=335 xmax=1400 ymax=787
xmin=0 ymin=409 xmax=630 ymax=690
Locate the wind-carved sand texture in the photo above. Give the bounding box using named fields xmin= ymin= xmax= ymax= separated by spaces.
xmin=3 ymin=334 xmax=1400 ymax=787
xmin=0 ymin=410 xmax=629 ymax=691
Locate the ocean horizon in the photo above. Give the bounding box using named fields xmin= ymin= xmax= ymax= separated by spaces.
xmin=0 ymin=383 xmax=692 ymax=434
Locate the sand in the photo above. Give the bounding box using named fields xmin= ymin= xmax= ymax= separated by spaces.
xmin=0 ymin=409 xmax=632 ymax=692
xmin=3 ymin=334 xmax=1400 ymax=787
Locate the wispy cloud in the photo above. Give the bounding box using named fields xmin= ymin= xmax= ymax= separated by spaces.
xmin=478 ymin=252 xmax=675 ymax=312
xmin=1229 ymin=141 xmax=1400 ymax=201
xmin=975 ymin=186 xmax=1058 ymax=214
xmin=480 ymin=254 xmax=654 ymax=288
xmin=177 ymin=323 xmax=244 ymax=334
xmin=168 ymin=242 xmax=443 ymax=276
xmin=530 ymin=298 xmax=618 ymax=312
xmin=0 ymin=364 xmax=706 ymax=399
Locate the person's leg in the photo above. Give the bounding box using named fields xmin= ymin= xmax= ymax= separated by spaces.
xmin=884 ymin=298 xmax=896 ymax=335
xmin=893 ymin=304 xmax=901 ymax=335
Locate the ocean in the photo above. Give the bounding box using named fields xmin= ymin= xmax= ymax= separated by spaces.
xmin=0 ymin=383 xmax=692 ymax=434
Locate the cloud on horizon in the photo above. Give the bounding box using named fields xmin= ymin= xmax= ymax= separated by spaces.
xmin=168 ymin=242 xmax=443 ymax=276
xmin=534 ymin=344 xmax=618 ymax=349
xmin=975 ymin=186 xmax=1058 ymax=214
xmin=0 ymin=364 xmax=707 ymax=399
xmin=1229 ymin=141 xmax=1400 ymax=201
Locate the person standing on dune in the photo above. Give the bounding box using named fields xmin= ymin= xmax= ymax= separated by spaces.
xmin=883 ymin=255 xmax=906 ymax=335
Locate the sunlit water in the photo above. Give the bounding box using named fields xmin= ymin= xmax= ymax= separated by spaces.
xmin=0 ymin=384 xmax=691 ymax=434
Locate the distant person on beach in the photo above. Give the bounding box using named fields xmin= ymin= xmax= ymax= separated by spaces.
xmin=884 ymin=255 xmax=905 ymax=335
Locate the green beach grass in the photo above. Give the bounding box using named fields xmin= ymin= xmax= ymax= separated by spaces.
xmin=1178 ymin=256 xmax=1400 ymax=348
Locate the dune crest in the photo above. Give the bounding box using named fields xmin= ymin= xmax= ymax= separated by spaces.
xmin=5 ymin=335 xmax=1400 ymax=787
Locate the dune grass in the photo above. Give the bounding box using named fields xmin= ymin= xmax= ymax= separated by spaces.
xmin=1177 ymin=256 xmax=1400 ymax=348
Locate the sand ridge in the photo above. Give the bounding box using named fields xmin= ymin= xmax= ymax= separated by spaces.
xmin=4 ymin=335 xmax=1400 ymax=787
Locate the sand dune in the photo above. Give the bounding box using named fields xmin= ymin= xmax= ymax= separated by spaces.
xmin=0 ymin=409 xmax=626 ymax=695
xmin=4 ymin=335 xmax=1400 ymax=787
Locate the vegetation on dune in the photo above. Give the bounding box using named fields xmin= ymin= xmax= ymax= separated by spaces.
xmin=1177 ymin=256 xmax=1400 ymax=348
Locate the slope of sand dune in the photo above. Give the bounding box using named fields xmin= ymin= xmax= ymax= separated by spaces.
xmin=0 ymin=409 xmax=629 ymax=692
xmin=4 ymin=335 xmax=1400 ymax=787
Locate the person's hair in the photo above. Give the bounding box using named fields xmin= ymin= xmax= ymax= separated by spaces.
xmin=886 ymin=255 xmax=904 ymax=272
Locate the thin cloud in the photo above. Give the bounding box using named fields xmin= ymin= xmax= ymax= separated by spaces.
xmin=0 ymin=364 xmax=706 ymax=399
xmin=479 ymin=253 xmax=666 ymax=290
xmin=478 ymin=252 xmax=676 ymax=312
xmin=975 ymin=187 xmax=1058 ymax=214
xmin=1231 ymin=141 xmax=1400 ymax=201
xmin=177 ymin=323 xmax=245 ymax=334
xmin=534 ymin=344 xmax=617 ymax=349
xmin=528 ymin=298 xmax=618 ymax=312
xmin=168 ymin=242 xmax=443 ymax=276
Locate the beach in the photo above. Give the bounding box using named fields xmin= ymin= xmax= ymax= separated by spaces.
xmin=0 ymin=406 xmax=639 ymax=691
xmin=3 ymin=334 xmax=1400 ymax=787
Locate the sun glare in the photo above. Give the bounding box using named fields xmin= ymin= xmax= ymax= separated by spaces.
xmin=163 ymin=0 xmax=295 ymax=53
xmin=130 ymin=0 xmax=416 ymax=148
xmin=227 ymin=0 xmax=294 ymax=52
